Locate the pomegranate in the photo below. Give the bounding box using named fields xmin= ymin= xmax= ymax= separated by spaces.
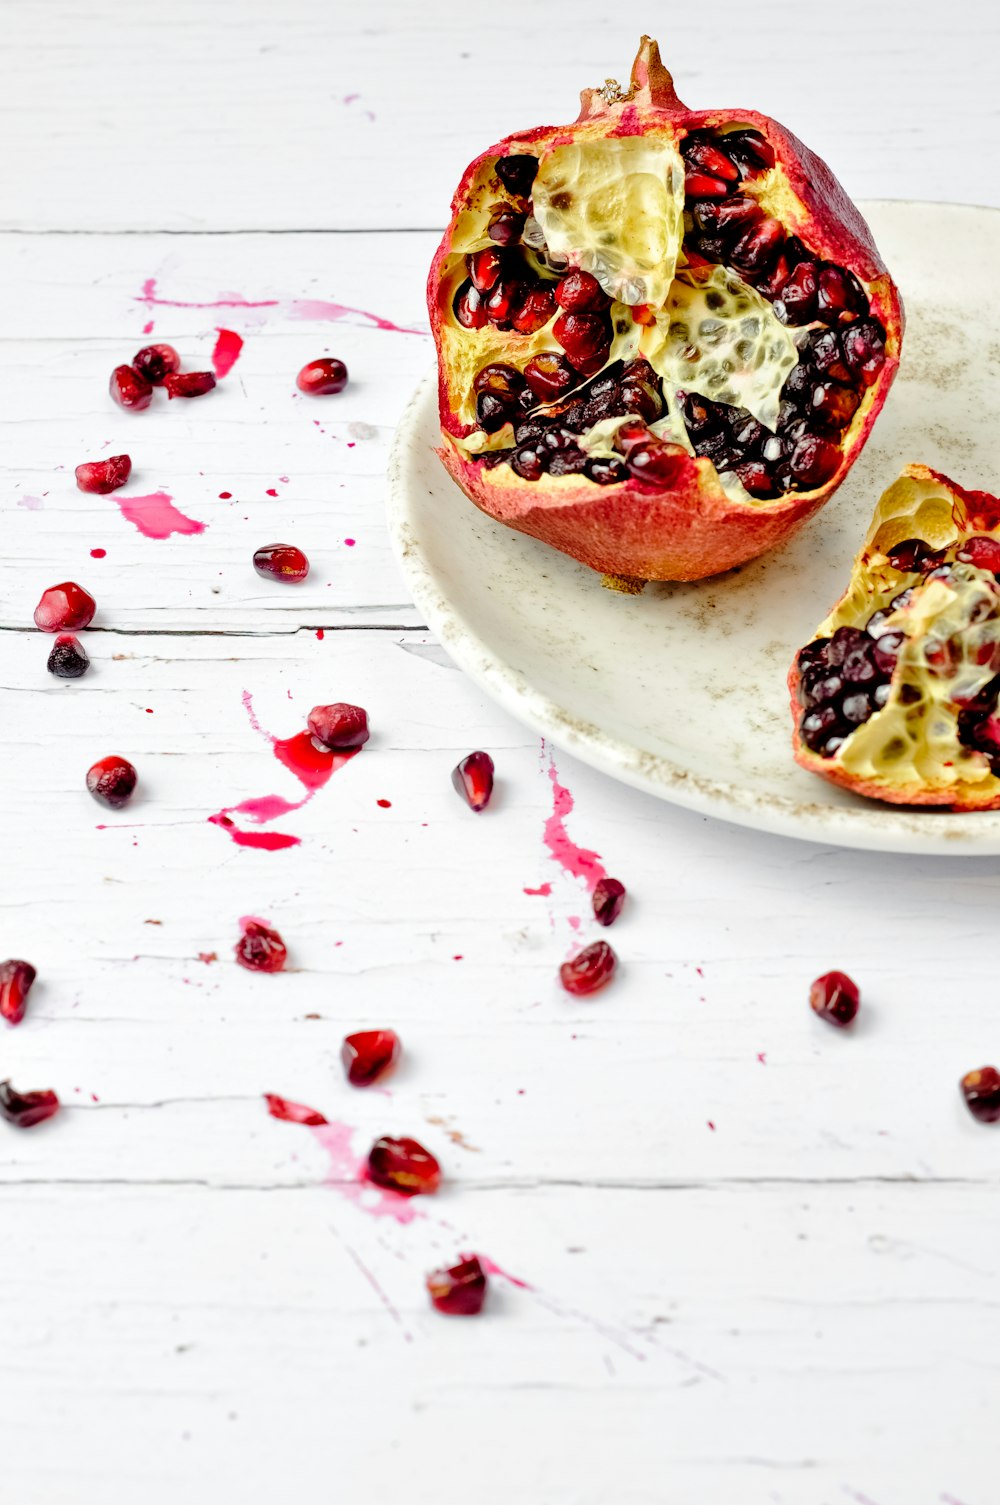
xmin=308 ymin=703 xmax=370 ymax=750
xmin=164 ymin=371 xmax=216 ymax=399
xmin=297 ymin=358 xmax=349 ymax=395
xmin=86 ymin=755 xmax=138 ymax=809
xmin=132 ymin=344 xmax=180 ymax=386
xmin=960 ymin=1066 xmax=1000 ymax=1124
xmin=560 ymin=940 xmax=617 ymax=996
xmin=790 ymin=466 xmax=1000 ymax=807
xmin=253 ymin=543 xmax=310 ymax=582
xmin=809 ymin=970 xmax=860 ymax=1026
xmin=110 ymin=365 xmax=153 ymax=411
xmin=75 ymin=454 xmax=132 ymax=494
xmin=0 ymin=960 xmax=36 ymax=1027
xmin=452 ymin=750 xmax=495 ymax=810
xmin=235 ymin=920 xmax=287 ymax=973
xmin=367 ymin=1135 xmax=441 ymax=1196
xmin=427 ymin=1255 xmax=488 ymax=1315
xmin=428 ymin=36 xmax=901 ymax=584
xmin=47 ymin=634 xmax=90 ymax=678
xmin=0 ymin=1080 xmax=59 ymax=1128
xmin=341 ymin=1029 xmax=401 ymax=1086
xmin=34 ymin=581 xmax=96 ymax=632
xmin=592 ymin=877 xmax=626 ymax=926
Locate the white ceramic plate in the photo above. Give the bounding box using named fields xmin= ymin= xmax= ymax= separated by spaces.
xmin=388 ymin=202 xmax=1000 ymax=854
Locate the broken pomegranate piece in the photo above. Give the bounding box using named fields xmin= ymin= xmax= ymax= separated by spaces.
xmin=110 ymin=364 xmax=153 ymax=411
xmin=452 ymin=750 xmax=495 ymax=810
xmin=960 ymin=1066 xmax=1000 ymax=1124
xmin=591 ymin=877 xmax=626 ymax=927
xmin=235 ymin=920 xmax=287 ymax=973
xmin=86 ymin=754 xmax=138 ymax=809
xmin=297 ymin=358 xmax=349 ymax=395
xmin=428 ymin=36 xmax=901 ymax=584
xmin=308 ymin=703 xmax=370 ymax=750
xmin=791 ymin=466 xmax=1000 ymax=807
xmin=0 ymin=1080 xmax=59 ymax=1128
xmin=253 ymin=543 xmax=310 ymax=582
xmin=132 ymin=344 xmax=180 ymax=386
xmin=427 ymin=1256 xmax=488 ymax=1315
xmin=264 ymin=1093 xmax=328 ymax=1126
xmin=809 ymin=970 xmax=860 ymax=1026
xmin=164 ymin=371 xmax=216 ymax=399
xmin=0 ymin=960 xmax=36 ymax=1027
xmin=560 ymin=940 xmax=617 ymax=996
xmin=75 ymin=454 xmax=132 ymax=494
xmin=34 ymin=581 xmax=96 ymax=633
xmin=367 ymin=1135 xmax=441 ymax=1195
xmin=47 ymin=634 xmax=90 ymax=678
xmin=341 ymin=1029 xmax=401 ymax=1086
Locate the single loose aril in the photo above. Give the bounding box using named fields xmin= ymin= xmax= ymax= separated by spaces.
xmin=75 ymin=454 xmax=132 ymax=494
xmin=367 ymin=1135 xmax=441 ymax=1196
xmin=86 ymin=755 xmax=138 ymax=809
xmin=0 ymin=960 xmax=36 ymax=1027
xmin=132 ymin=343 xmax=180 ymax=386
xmin=34 ymin=581 xmax=96 ymax=633
xmin=959 ymin=1066 xmax=1000 ymax=1124
xmin=452 ymin=750 xmax=495 ymax=810
xmin=47 ymin=634 xmax=90 ymax=679
xmin=809 ymin=970 xmax=860 ymax=1026
xmin=253 ymin=543 xmax=310 ymax=583
xmin=592 ymin=877 xmax=626 ymax=927
xmin=560 ymin=940 xmax=617 ymax=996
xmin=110 ymin=364 xmax=153 ymax=411
xmin=235 ymin=920 xmax=287 ymax=973
xmin=164 ymin=371 xmax=216 ymax=399
xmin=341 ymin=1029 xmax=401 ymax=1087
xmin=264 ymin=1093 xmax=328 ymax=1126
xmin=0 ymin=1080 xmax=59 ymax=1128
xmin=427 ymin=1256 xmax=488 ymax=1316
xmin=308 ymin=702 xmax=370 ymax=751
xmin=297 ymin=358 xmax=349 ymax=395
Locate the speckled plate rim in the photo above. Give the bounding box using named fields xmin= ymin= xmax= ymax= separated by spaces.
xmin=387 ymin=202 xmax=1000 ymax=856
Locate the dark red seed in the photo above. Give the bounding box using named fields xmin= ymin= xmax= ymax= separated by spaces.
xmin=75 ymin=454 xmax=132 ymax=495
xmin=730 ymin=216 xmax=785 ymax=275
xmin=693 ymin=195 xmax=762 ymax=236
xmin=684 ymin=170 xmax=731 ymax=199
xmin=755 ymin=253 xmax=793 ymax=301
xmin=553 ymin=311 xmax=610 ymax=368
xmin=495 ymin=155 xmax=538 ymax=197
xmin=235 ymin=920 xmax=287 ymax=973
xmin=468 ymin=248 xmax=505 ymax=294
xmin=627 ymin=441 xmax=687 ymax=487
xmin=524 ymin=352 xmax=576 ymax=401
xmin=811 ymin=381 xmax=860 ymax=430
xmin=476 ymin=391 xmax=513 ymax=432
xmin=110 ymin=364 xmax=153 ymax=411
xmin=487 ymin=205 xmax=525 ymax=246
xmin=789 ymin=434 xmax=841 ymax=489
xmin=86 ymin=754 xmax=138 ymax=809
xmin=473 ymin=363 xmax=525 ymax=399
xmin=842 ymin=319 xmax=887 ymax=386
xmin=886 ymin=538 xmax=937 ymax=573
xmin=592 ymin=877 xmax=626 ymax=927
xmin=34 ymin=581 xmax=96 ymax=632
xmin=586 ymin=456 xmax=628 ymax=485
xmin=957 ymin=536 xmax=1000 ymax=572
xmin=132 ymin=343 xmax=180 ymax=386
xmin=341 ymin=1029 xmax=401 ymax=1086
xmin=734 ymin=461 xmax=777 ymax=498
xmin=453 ymin=280 xmax=488 ymax=329
xmin=809 ymin=970 xmax=860 ymax=1026
xmin=774 ymin=262 xmax=819 ymax=324
xmin=486 ymin=278 xmax=526 ymax=328
xmin=0 ymin=1080 xmax=59 ymax=1128
xmin=560 ymin=940 xmax=617 ymax=996
xmin=367 ymin=1135 xmax=441 ymax=1195
xmin=724 ymin=128 xmax=776 ymax=173
xmin=265 ymin=1093 xmax=328 ymax=1126
xmin=808 ymin=328 xmax=853 ymax=384
xmin=682 ymin=138 xmax=740 ymax=182
xmin=615 ymin=418 xmax=653 ymax=455
xmin=296 ymin=357 xmax=349 ymax=395
xmin=307 ymin=702 xmax=370 ymax=751
xmin=452 ymin=750 xmax=495 ymax=811
xmin=511 ymin=285 xmax=556 ymax=335
xmin=512 ymin=446 xmax=545 ymax=481
xmin=253 ymin=543 xmax=310 ymax=582
xmin=554 ymin=270 xmax=610 ymax=312
xmin=960 ymin=1066 xmax=1000 ymax=1124
xmin=619 ymin=379 xmax=662 ymax=424
xmin=164 ymin=371 xmax=216 ymax=398
xmin=47 ymin=634 xmax=90 ymax=679
xmin=817 ymin=265 xmax=868 ymax=324
xmin=0 ymin=960 xmax=36 ymax=1027
xmin=427 ymin=1255 xmax=488 ymax=1316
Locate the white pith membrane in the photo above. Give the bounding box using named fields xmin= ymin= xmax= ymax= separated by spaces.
xmin=801 ymin=472 xmax=1000 ymax=794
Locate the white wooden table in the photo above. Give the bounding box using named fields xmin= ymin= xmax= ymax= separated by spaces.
xmin=3 ymin=4 xmax=998 ymax=1500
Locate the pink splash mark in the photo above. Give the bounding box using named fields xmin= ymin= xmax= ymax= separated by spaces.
xmin=315 ymin=628 xmax=325 ymax=641
xmin=266 ymin=1108 xmax=424 ymax=1227
xmin=757 ymin=1052 xmax=767 ymax=1065
xmin=542 ymin=745 xmax=606 ymax=892
xmin=265 ymin=1093 xmax=328 ymax=1127
xmin=344 ymin=537 xmax=356 ymax=547
xmin=18 ymin=495 xmax=43 ymax=510
xmin=479 ymin=1255 xmax=532 ymax=1291
xmin=142 ymin=319 xmax=154 ymax=334
xmin=286 ymin=297 xmax=427 ymax=336
xmin=212 ymin=327 xmax=244 ymax=377
xmin=136 ymin=277 xmax=278 ymax=311
xmin=90 ymin=547 xmax=106 ymax=559
xmin=524 ymin=882 xmax=552 ymax=897
xmin=115 ymin=490 xmax=206 ymax=540
xmin=335 ymin=1231 xmax=412 ymax=1341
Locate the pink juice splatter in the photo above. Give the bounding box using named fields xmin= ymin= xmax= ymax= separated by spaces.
xmin=286 ymin=298 xmax=428 ymax=336
xmin=265 ymin=1103 xmax=423 ymax=1226
xmin=115 ymin=491 xmax=206 ymax=540
xmin=136 ymin=277 xmax=278 ymax=311
xmin=212 ymin=327 xmax=244 ymax=377
xmin=542 ymin=746 xmax=607 ymax=892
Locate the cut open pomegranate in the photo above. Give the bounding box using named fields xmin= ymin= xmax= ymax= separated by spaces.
xmin=791 ymin=466 xmax=1000 ymax=808
xmin=0 ymin=960 xmax=36 ymax=1027
xmin=0 ymin=1080 xmax=59 ymax=1128
xmin=427 ymin=1256 xmax=488 ymax=1315
xmin=86 ymin=755 xmax=138 ymax=809
xmin=428 ymin=36 xmax=901 ymax=584
xmin=34 ymin=581 xmax=96 ymax=633
xmin=367 ymin=1135 xmax=441 ymax=1195
xmin=341 ymin=1029 xmax=401 ymax=1086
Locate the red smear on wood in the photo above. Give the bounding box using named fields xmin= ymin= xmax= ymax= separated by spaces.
xmin=211 ymin=327 xmax=244 ymax=377
xmin=115 ymin=490 xmax=206 ymax=540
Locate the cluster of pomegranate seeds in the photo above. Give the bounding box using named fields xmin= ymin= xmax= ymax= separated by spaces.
xmin=957 ymin=677 xmax=1000 ymax=773
xmin=264 ymin=1093 xmax=328 ymax=1126
xmin=0 ymin=1080 xmax=60 ymax=1128
xmin=75 ymin=454 xmax=132 ymax=495
xmin=110 ymin=345 xmax=215 ymax=411
xmin=47 ymin=634 xmax=90 ymax=679
xmin=308 ymin=702 xmax=370 ymax=750
xmin=235 ymin=920 xmax=287 ymax=973
xmin=253 ymin=543 xmax=310 ymax=583
xmin=809 ymin=970 xmax=860 ymax=1026
xmin=0 ymin=960 xmax=36 ymax=1027
xmin=560 ymin=940 xmax=617 ymax=997
xmin=34 ymin=581 xmax=96 ymax=633
xmin=165 ymin=371 xmax=217 ymax=399
xmin=86 ymin=754 xmax=138 ymax=810
xmin=110 ymin=364 xmax=153 ymax=411
xmin=133 ymin=343 xmax=181 ymax=386
xmin=796 ymin=621 xmax=904 ymax=757
xmin=341 ymin=1029 xmax=401 ymax=1086
xmin=426 ymin=1255 xmax=488 ymax=1316
xmin=591 ymin=877 xmax=626 ymax=927
xmin=959 ymin=1066 xmax=1000 ymax=1124
xmin=452 ymin=750 xmax=495 ymax=811
xmin=367 ymin=1135 xmax=441 ymax=1196
xmin=296 ymin=357 xmax=349 ymax=395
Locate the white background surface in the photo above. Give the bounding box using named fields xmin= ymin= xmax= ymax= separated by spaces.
xmin=2 ymin=3 xmax=998 ymax=1501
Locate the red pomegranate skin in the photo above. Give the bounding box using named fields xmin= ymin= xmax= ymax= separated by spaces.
xmin=428 ymin=37 xmax=903 ymax=582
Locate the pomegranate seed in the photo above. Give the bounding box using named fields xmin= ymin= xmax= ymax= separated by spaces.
xmin=808 ymin=328 xmax=852 ymax=384
xmin=755 ymin=253 xmax=793 ymax=301
xmin=296 ymin=357 xmax=349 ymax=395
xmin=960 ymin=1066 xmax=1000 ymax=1124
xmin=553 ymin=311 xmax=610 ymax=368
xmin=615 ymin=419 xmax=652 ymax=455
xmin=427 ymin=1255 xmax=488 ymax=1316
xmin=725 ymin=128 xmax=776 ymax=173
xmin=817 ymin=265 xmax=867 ymax=324
xmin=473 ymin=363 xmax=525 ymax=400
xmin=809 ymin=970 xmax=860 ymax=1026
xmin=452 ymin=750 xmax=495 ymax=810
xmin=586 ymin=456 xmax=628 ymax=485
xmin=512 ymin=446 xmax=545 ymax=480
xmin=0 ymin=1080 xmax=59 ymax=1128
xmin=842 ymin=319 xmax=887 ymax=386
xmin=47 ymin=633 xmax=90 ymax=678
xmin=486 ymin=277 xmax=525 ymax=328
xmin=164 ymin=371 xmax=216 ymax=398
xmin=265 ymin=1093 xmax=328 ymax=1126
xmin=75 ymin=454 xmax=132 ymax=495
xmin=0 ymin=960 xmax=36 ymax=1026
xmin=684 ymin=170 xmax=731 ymax=199
xmin=790 ymin=434 xmax=841 ymax=488
xmin=957 ymin=536 xmax=1000 ymax=572
xmin=774 ymin=262 xmax=819 ymax=324
xmin=467 ymin=248 xmax=505 ymax=294
xmin=693 ymin=195 xmax=762 ymax=235
xmin=592 ymin=877 xmax=626 ymax=927
xmin=476 ymin=391 xmax=511 ymax=432
xmin=886 ymin=538 xmax=939 ymax=573
xmin=495 ymin=155 xmax=538 ymax=197
xmin=86 ymin=754 xmax=138 ymax=809
xmin=734 ymin=461 xmax=776 ymax=498
xmin=453 ymin=279 xmax=488 ymax=329
xmin=307 ymin=702 xmax=370 ymax=751
xmin=341 ymin=1029 xmax=401 ymax=1086
xmin=524 ymin=352 xmax=576 ymax=401
xmin=253 ymin=543 xmax=310 ymax=582
xmin=512 ymin=285 xmax=556 ymax=335
xmin=560 ymin=940 xmax=617 ymax=996
xmin=730 ymin=216 xmax=785 ymax=275
xmin=367 ymin=1135 xmax=441 ymax=1195
xmin=132 ymin=343 xmax=180 ymax=386
xmin=554 ymin=270 xmax=610 ymax=312
xmin=109 ymin=364 xmax=153 ymax=411
xmin=487 ymin=205 xmax=525 ymax=246
xmin=811 ymin=381 xmax=860 ymax=431
xmin=683 ymin=138 xmax=740 ymax=182
xmin=34 ymin=581 xmax=96 ymax=633
xmin=627 ymin=441 xmax=688 ymax=486
xmin=235 ymin=920 xmax=287 ymax=973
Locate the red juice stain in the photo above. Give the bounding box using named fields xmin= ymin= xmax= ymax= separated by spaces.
xmin=211 ymin=327 xmax=244 ymax=377
xmin=707 ymin=1121 xmax=716 ymax=1131
xmin=478 ymin=1255 xmax=532 ymax=1291
xmin=286 ymin=297 xmax=428 ymax=336
xmin=344 ymin=538 xmax=356 ymax=547
xmin=136 ymin=276 xmax=278 ymax=311
xmin=757 ymin=1052 xmax=767 ymax=1065
xmin=524 ymin=882 xmax=553 ymax=896
xmin=219 ymin=491 xmax=232 ymax=500
xmin=198 ymin=951 xmax=218 ymax=964
xmin=115 ymin=491 xmax=207 ymax=540
xmin=90 ymin=547 xmax=107 ymax=559
xmin=542 ymin=744 xmax=607 ymax=892
xmin=265 ymin=488 xmax=278 ymax=497
xmin=142 ymin=319 xmax=154 ymax=334
xmin=376 ymin=798 xmax=391 ymax=808
xmin=315 ymin=628 xmax=325 ymax=641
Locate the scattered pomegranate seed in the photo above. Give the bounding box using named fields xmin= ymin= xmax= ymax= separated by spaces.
xmin=0 ymin=1079 xmax=59 ymax=1128
xmin=297 ymin=358 xmax=349 ymax=395
xmin=809 ymin=970 xmax=860 ymax=1026
xmin=132 ymin=344 xmax=180 ymax=386
xmin=367 ymin=1135 xmax=441 ymax=1196
xmin=264 ymin=1093 xmax=328 ymax=1126
xmin=75 ymin=454 xmax=132 ymax=495
xmin=592 ymin=877 xmax=626 ymax=927
xmin=427 ymin=1255 xmax=488 ymax=1316
xmin=164 ymin=371 xmax=216 ymax=399
xmin=33 ymin=581 xmax=96 ymax=633
xmin=253 ymin=543 xmax=310 ymax=583
xmin=86 ymin=755 xmax=138 ymax=809
xmin=452 ymin=750 xmax=495 ymax=811
xmin=308 ymin=702 xmax=370 ymax=750
xmin=0 ymin=960 xmax=36 ymax=1027
xmin=110 ymin=364 xmax=153 ymax=411
xmin=235 ymin=920 xmax=287 ymax=973
xmin=960 ymin=1066 xmax=1000 ymax=1123
xmin=47 ymin=634 xmax=90 ymax=679
xmin=560 ymin=940 xmax=617 ymax=996
xmin=341 ymin=1029 xmax=401 ymax=1086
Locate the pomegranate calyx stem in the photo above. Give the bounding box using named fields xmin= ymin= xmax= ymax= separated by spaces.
xmin=577 ymin=36 xmax=684 ymax=120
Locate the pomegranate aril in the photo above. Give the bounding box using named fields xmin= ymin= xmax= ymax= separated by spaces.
xmin=615 ymin=418 xmax=652 ymax=455
xmin=0 ymin=960 xmax=36 ymax=1027
xmin=693 ymin=194 xmax=762 ymax=235
xmin=495 ymin=154 xmax=538 ymax=197
xmin=774 ymin=261 xmax=819 ymax=324
xmin=0 ymin=1080 xmax=59 ymax=1128
xmin=789 ymin=434 xmax=841 ymax=488
xmin=628 ymin=441 xmax=688 ymax=487
xmin=620 ymin=379 xmax=662 ymax=423
xmin=817 ymin=264 xmax=868 ymax=324
xmin=307 ymin=702 xmax=370 ymax=751
xmin=453 ymin=279 xmax=488 ymax=329
xmin=730 ymin=216 xmax=784 ymax=275
xmin=734 ymin=460 xmax=777 ymax=498
xmin=886 ymin=538 xmax=937 ymax=573
xmin=811 ymin=381 xmax=860 ymax=431
xmin=110 ymin=364 xmax=153 ymax=411
xmin=957 ymin=536 xmax=1000 ymax=572
xmin=86 ymin=754 xmax=137 ymax=809
xmin=586 ymin=456 xmax=627 ymax=485
xmin=524 ymin=352 xmax=576 ymax=401
xmin=755 ymin=253 xmax=793 ymax=301
xmin=553 ymin=311 xmax=610 ymax=368
xmin=871 ymin=630 xmax=905 ymax=673
xmin=253 ymin=543 xmax=310 ymax=582
xmin=164 ymin=371 xmax=216 ymax=398
xmin=132 ymin=343 xmax=180 ymax=386
xmin=235 ymin=920 xmax=287 ymax=973
xmin=34 ymin=581 xmax=96 ymax=633
xmin=367 ymin=1135 xmax=441 ymax=1195
xmin=554 ymin=270 xmax=610 ymax=312
xmin=511 ymin=285 xmax=556 ymax=335
xmin=960 ymin=1066 xmax=1000 ymax=1124
xmin=473 ymin=363 xmax=524 ymax=399
xmin=468 ymin=248 xmax=505 ymax=294
xmin=724 ymin=128 xmax=775 ymax=174
xmin=487 ymin=205 xmax=525 ymax=246
xmin=592 ymin=877 xmax=626 ymax=927
xmin=548 ymin=446 xmax=587 ymax=477
xmin=296 ymin=357 xmax=348 ymax=395
xmin=452 ymin=750 xmax=495 ymax=811
xmin=682 ymin=138 xmax=740 ymax=182
xmin=842 ymin=319 xmax=887 ymax=386
xmin=685 ymin=170 xmax=731 ymax=200
xmin=75 ymin=454 xmax=132 ymax=495
xmin=341 ymin=1029 xmax=401 ymax=1087
xmin=485 ymin=277 xmax=525 ymax=328
xmin=512 ymin=445 xmax=546 ymax=480
xmin=477 ymin=391 xmax=512 ymax=432
xmin=427 ymin=1256 xmax=488 ymax=1316
xmin=809 ymin=969 xmax=860 ymax=1026
xmin=47 ymin=634 xmax=90 ymax=679
xmin=807 ymin=328 xmax=852 ymax=384
xmin=560 ymin=939 xmax=617 ymax=996
xmin=265 ymin=1093 xmax=328 ymax=1126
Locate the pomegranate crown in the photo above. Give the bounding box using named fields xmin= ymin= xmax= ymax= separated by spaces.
xmin=577 ymin=36 xmax=685 ymax=120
